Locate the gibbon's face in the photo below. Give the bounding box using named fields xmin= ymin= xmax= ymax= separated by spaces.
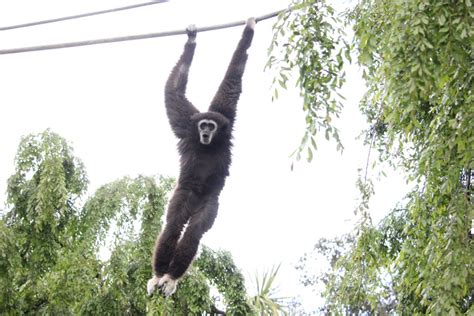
xmin=191 ymin=111 xmax=229 ymax=145
xmin=197 ymin=119 xmax=217 ymax=145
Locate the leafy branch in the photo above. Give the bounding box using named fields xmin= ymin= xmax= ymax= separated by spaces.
xmin=267 ymin=0 xmax=351 ymax=162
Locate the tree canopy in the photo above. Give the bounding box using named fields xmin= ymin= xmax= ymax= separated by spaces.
xmin=0 ymin=130 xmax=253 ymax=315
xmin=269 ymin=0 xmax=473 ymax=314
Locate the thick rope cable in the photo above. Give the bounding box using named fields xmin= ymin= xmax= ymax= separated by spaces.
xmin=0 ymin=0 xmax=169 ymax=31
xmin=0 ymin=10 xmax=285 ymax=55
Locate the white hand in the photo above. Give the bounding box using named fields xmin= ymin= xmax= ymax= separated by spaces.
xmin=246 ymin=17 xmax=256 ymax=30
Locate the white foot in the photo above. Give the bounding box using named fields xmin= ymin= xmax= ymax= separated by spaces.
xmin=147 ymin=275 xmax=161 ymax=296
xmin=158 ymin=274 xmax=177 ymax=297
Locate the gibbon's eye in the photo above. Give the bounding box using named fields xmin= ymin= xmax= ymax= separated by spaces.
xmin=199 ymin=120 xmax=217 ymax=131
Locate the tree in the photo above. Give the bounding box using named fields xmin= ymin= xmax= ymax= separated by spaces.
xmin=296 ymin=209 xmax=406 ymax=314
xmin=269 ymin=0 xmax=473 ymax=314
xmin=1 ymin=129 xmax=91 ymax=313
xmin=0 ymin=130 xmax=252 ymax=314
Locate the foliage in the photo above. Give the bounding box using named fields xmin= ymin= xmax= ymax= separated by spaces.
xmin=0 ymin=130 xmax=252 ymax=315
xmin=247 ymin=264 xmax=289 ymax=316
xmin=297 ymin=209 xmax=406 ymax=314
xmin=1 ymin=129 xmax=91 ymax=313
xmin=270 ymin=0 xmax=473 ymax=314
xmin=267 ymin=0 xmax=350 ymax=161
xmin=195 ymin=246 xmax=253 ymax=315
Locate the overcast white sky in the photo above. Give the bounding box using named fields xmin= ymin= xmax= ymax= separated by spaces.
xmin=0 ymin=0 xmax=409 ymax=311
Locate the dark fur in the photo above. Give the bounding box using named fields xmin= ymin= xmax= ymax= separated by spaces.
xmin=152 ymin=23 xmax=254 ymax=281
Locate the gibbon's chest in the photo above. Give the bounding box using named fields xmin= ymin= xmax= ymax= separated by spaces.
xmin=193 ymin=154 xmax=218 ymax=180
xmin=179 ymin=146 xmax=231 ymax=183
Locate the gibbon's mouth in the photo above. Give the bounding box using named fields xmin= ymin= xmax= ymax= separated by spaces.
xmin=200 ymin=133 xmax=212 ymax=145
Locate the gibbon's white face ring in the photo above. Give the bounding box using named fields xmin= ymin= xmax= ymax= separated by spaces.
xmin=198 ymin=119 xmax=217 ymax=145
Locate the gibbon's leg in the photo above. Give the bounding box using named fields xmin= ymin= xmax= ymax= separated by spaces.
xmin=158 ymin=196 xmax=219 ymax=296
xmin=147 ymin=188 xmax=196 ymax=295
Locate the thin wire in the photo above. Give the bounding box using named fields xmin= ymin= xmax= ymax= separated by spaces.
xmin=0 ymin=0 xmax=170 ymax=31
xmin=0 ymin=9 xmax=285 ymax=55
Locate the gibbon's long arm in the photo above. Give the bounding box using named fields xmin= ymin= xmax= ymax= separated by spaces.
xmin=165 ymin=26 xmax=199 ymax=139
xmin=208 ymin=18 xmax=255 ymax=125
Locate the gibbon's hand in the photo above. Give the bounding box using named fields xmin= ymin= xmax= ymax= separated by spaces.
xmin=186 ymin=24 xmax=197 ymax=42
xmin=246 ymin=17 xmax=256 ymax=30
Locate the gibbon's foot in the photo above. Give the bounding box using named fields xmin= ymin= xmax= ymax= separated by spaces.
xmin=158 ymin=274 xmax=178 ymax=297
xmin=186 ymin=24 xmax=197 ymax=42
xmin=146 ymin=275 xmax=161 ymax=296
xmin=246 ymin=17 xmax=256 ymax=30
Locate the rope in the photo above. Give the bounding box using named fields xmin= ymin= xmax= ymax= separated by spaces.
xmin=0 ymin=0 xmax=169 ymax=31
xmin=0 ymin=9 xmax=285 ymax=55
